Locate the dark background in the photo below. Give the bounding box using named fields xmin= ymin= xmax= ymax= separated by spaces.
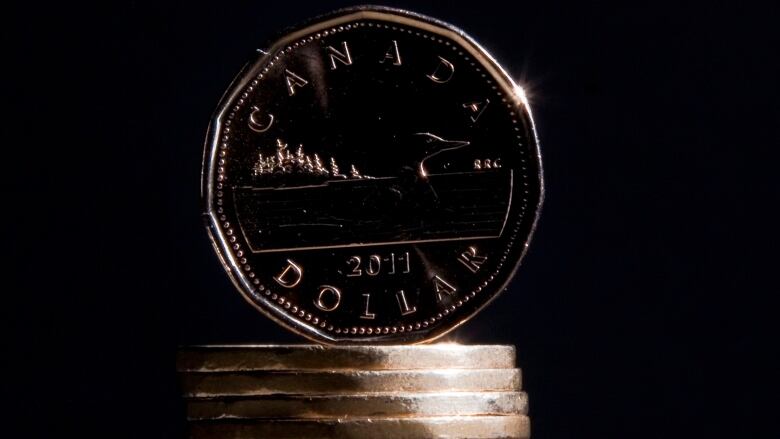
xmin=7 ymin=1 xmax=777 ymax=438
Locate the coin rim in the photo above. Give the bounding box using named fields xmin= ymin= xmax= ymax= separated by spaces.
xmin=188 ymin=415 xmax=531 ymax=439
xmin=180 ymin=367 xmax=521 ymax=397
xmin=185 ymin=391 xmax=528 ymax=420
xmin=176 ymin=344 xmax=516 ymax=371
xmin=201 ymin=5 xmax=544 ymax=344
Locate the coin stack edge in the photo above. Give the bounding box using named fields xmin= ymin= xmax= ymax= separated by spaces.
xmin=178 ymin=344 xmax=529 ymax=439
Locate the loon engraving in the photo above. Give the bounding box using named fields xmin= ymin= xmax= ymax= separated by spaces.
xmin=410 ymin=132 xmax=470 ymax=178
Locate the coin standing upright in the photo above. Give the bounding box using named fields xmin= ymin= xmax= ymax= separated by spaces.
xmin=195 ymin=6 xmax=543 ymax=438
xmin=202 ymin=5 xmax=543 ymax=344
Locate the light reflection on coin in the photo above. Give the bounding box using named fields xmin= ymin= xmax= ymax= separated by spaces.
xmin=181 ymin=368 xmax=521 ymax=397
xmin=186 ymin=391 xmax=528 ymax=420
xmin=202 ymin=5 xmax=543 ymax=344
xmin=177 ymin=344 xmax=515 ymax=371
xmin=189 ymin=415 xmax=530 ymax=439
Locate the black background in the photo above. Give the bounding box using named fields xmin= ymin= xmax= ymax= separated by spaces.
xmin=6 ymin=1 xmax=777 ymax=438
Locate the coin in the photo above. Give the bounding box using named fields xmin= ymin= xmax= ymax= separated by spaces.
xmin=189 ymin=415 xmax=530 ymax=439
xmin=177 ymin=344 xmax=515 ymax=371
xmin=202 ymin=6 xmax=543 ymax=344
xmin=180 ymin=368 xmax=521 ymax=397
xmin=186 ymin=391 xmax=527 ymax=420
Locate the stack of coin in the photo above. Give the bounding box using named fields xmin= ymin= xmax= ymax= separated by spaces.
xmin=177 ymin=345 xmax=529 ymax=438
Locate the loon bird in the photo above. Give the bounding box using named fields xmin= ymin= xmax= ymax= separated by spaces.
xmin=410 ymin=132 xmax=470 ymax=178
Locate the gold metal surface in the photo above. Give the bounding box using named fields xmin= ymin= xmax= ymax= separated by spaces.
xmin=186 ymin=391 xmax=528 ymax=420
xmin=181 ymin=368 xmax=521 ymax=397
xmin=177 ymin=344 xmax=516 ymax=371
xmin=189 ymin=415 xmax=531 ymax=439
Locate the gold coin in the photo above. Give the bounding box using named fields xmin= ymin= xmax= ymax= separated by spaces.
xmin=188 ymin=415 xmax=530 ymax=439
xmin=177 ymin=344 xmax=515 ymax=371
xmin=186 ymin=391 xmax=528 ymax=420
xmin=181 ymin=369 xmax=521 ymax=397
